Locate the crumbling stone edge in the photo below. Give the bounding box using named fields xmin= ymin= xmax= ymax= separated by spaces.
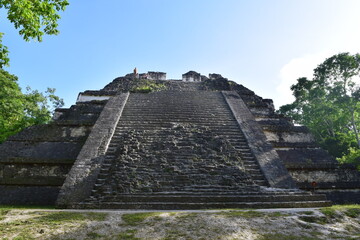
xmin=55 ymin=92 xmax=130 ymax=208
xmin=222 ymin=91 xmax=298 ymax=189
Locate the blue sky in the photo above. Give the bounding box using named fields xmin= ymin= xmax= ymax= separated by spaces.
xmin=2 ymin=0 xmax=360 ymax=108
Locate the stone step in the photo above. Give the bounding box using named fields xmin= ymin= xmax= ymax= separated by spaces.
xmin=112 ymin=132 xmax=246 ymax=139
xmin=116 ymin=121 xmax=239 ymax=127
xmin=114 ymin=129 xmax=243 ymax=134
xmin=108 ymin=143 xmax=246 ymax=150
xmin=122 ymin=109 xmax=232 ymax=113
xmin=78 ymin=200 xmax=331 ymax=210
xmin=244 ymin=163 xmax=261 ymax=168
xmin=251 ymin=175 xmax=266 ymax=180
xmin=91 ymin=186 xmax=303 ymax=195
xmin=122 ymin=110 xmax=233 ymax=114
xmin=119 ymin=111 xmax=233 ymax=115
xmin=245 ymin=166 xmax=262 ymax=171
xmin=127 ymin=97 xmax=219 ymax=101
xmin=125 ymin=101 xmax=227 ymax=105
xmin=88 ymin=193 xmax=328 ymax=203
xmin=92 ymin=189 xmax=316 ymax=196
xmin=238 ymin=152 xmax=253 ymax=157
xmin=112 ymin=130 xmax=245 ymax=136
xmin=242 ymin=157 xmax=257 ymax=161
xmin=121 ymin=113 xmax=234 ymax=117
xmin=122 ymin=108 xmax=232 ymax=111
xmin=253 ymin=180 xmax=268 ymax=186
xmin=115 ymin=125 xmax=242 ymax=129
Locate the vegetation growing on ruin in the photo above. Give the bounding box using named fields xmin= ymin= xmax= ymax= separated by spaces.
xmin=130 ymin=79 xmax=167 ymax=93
xmin=121 ymin=212 xmax=162 ymax=226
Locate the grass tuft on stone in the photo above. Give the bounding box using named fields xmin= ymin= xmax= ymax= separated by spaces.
xmin=320 ymin=204 xmax=360 ymax=219
xmin=259 ymin=233 xmax=319 ymax=240
xmin=121 ymin=212 xmax=162 ymax=226
xmin=117 ymin=229 xmax=140 ymax=240
xmin=130 ymin=79 xmax=167 ymax=93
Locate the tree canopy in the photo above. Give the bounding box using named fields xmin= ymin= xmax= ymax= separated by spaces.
xmin=279 ymin=52 xmax=360 ymax=168
xmin=0 ymin=0 xmax=69 ymax=67
xmin=0 ymin=69 xmax=63 ymax=142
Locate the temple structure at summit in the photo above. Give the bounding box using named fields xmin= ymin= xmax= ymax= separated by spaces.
xmin=0 ymin=71 xmax=359 ymax=209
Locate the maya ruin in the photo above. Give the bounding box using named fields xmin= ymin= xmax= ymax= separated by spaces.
xmin=1 ymin=71 xmax=359 ymax=209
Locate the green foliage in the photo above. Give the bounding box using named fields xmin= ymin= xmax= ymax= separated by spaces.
xmin=218 ymin=210 xmax=266 ymax=218
xmin=0 ymin=210 xmax=108 ymax=239
xmin=86 ymin=232 xmax=104 ymax=239
xmin=0 ymin=32 xmax=9 ymax=67
xmin=117 ymin=229 xmax=139 ymax=240
xmin=0 ymin=205 xmax=55 ymax=210
xmin=318 ymin=205 xmax=360 ymax=224
xmin=38 ymin=212 xmax=107 ymax=223
xmin=338 ymin=147 xmax=360 ymax=170
xmin=259 ymin=233 xmax=319 ymax=240
xmin=0 ymin=69 xmax=64 ymax=143
xmin=0 ymin=209 xmax=10 ymax=221
xmin=121 ymin=212 xmax=161 ymax=226
xmin=0 ymin=0 xmax=69 ymax=67
xmin=131 ymin=85 xmax=152 ymax=93
xmin=0 ymin=207 xmax=359 ymax=239
xmin=130 ymin=79 xmax=167 ymax=93
xmin=217 ymin=210 xmax=288 ymax=218
xmin=279 ymin=53 xmax=360 ymax=168
xmin=320 ymin=132 xmax=358 ymax=158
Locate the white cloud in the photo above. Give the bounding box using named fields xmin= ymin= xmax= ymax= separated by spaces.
xmin=275 ymin=53 xmax=326 ymax=106
xmin=274 ymin=49 xmax=353 ymax=108
xmin=275 ymin=48 xmax=360 ymax=109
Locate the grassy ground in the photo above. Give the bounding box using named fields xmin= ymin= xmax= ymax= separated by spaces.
xmin=0 ymin=205 xmax=359 ymax=240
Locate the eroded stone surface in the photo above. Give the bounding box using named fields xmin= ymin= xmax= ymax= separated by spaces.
xmin=91 ymin=125 xmax=252 ymax=197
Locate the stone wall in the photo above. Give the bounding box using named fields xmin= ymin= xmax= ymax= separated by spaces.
xmin=0 ymin=100 xmax=107 ymax=205
xmin=182 ymin=71 xmax=201 ymax=82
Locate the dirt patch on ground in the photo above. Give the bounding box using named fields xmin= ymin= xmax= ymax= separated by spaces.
xmin=0 ymin=206 xmax=359 ymax=239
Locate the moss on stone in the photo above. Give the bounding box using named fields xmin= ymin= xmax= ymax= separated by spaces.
xmin=121 ymin=212 xmax=162 ymax=226
xmin=130 ymin=79 xmax=167 ymax=93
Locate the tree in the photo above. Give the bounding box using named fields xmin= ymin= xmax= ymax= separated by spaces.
xmin=0 ymin=0 xmax=69 ymax=67
xmin=279 ymin=53 xmax=360 ymax=168
xmin=0 ymin=69 xmax=63 ymax=142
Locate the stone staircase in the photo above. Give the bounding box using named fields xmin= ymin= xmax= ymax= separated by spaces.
xmin=78 ymin=91 xmax=330 ymax=209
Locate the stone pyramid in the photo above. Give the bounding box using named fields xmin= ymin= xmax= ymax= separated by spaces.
xmin=1 ymin=71 xmax=359 ymax=208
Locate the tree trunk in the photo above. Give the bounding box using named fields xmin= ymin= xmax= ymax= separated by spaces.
xmin=351 ymin=110 xmax=360 ymax=148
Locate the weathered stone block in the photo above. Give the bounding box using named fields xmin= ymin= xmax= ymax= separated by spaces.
xmin=0 ymin=142 xmax=83 ymax=163
xmin=264 ymin=131 xmax=315 ymax=143
xmin=290 ymin=169 xmax=360 ymax=183
xmin=0 ymin=186 xmax=60 ymax=205
xmin=8 ymin=124 xmax=91 ymax=142
xmin=276 ymin=149 xmax=338 ymax=168
xmin=0 ymin=164 xmax=70 ymax=185
xmin=248 ymin=107 xmax=273 ymax=116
